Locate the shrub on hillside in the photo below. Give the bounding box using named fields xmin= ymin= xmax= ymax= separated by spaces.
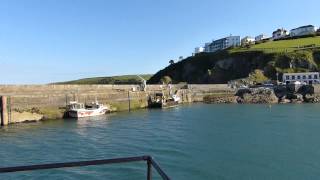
xmin=274 ymin=54 xmax=291 ymax=68
xmin=249 ymin=69 xmax=269 ymax=84
xmin=263 ymin=65 xmax=277 ymax=80
xmin=289 ymin=51 xmax=316 ymax=70
xmin=313 ymin=50 xmax=320 ymax=65
xmin=160 ymin=76 xmax=172 ymax=84
xmin=274 ymin=51 xmax=317 ymax=70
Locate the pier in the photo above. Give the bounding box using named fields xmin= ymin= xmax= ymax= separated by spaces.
xmin=0 ymin=84 xmax=236 ymax=125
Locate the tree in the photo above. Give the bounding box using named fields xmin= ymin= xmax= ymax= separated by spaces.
xmin=249 ymin=69 xmax=269 ymax=84
xmin=169 ymin=60 xmax=175 ymax=65
xmin=160 ymin=76 xmax=172 ymax=84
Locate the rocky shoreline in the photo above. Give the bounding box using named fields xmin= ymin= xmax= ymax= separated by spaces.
xmin=204 ymin=85 xmax=319 ymax=104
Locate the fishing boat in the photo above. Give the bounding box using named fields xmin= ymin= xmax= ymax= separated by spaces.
xmin=148 ymin=93 xmax=180 ymax=109
xmin=67 ymin=101 xmax=109 ymax=118
xmin=163 ymin=95 xmax=181 ymax=108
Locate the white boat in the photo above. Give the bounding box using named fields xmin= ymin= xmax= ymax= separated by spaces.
xmin=67 ymin=101 xmax=109 ymax=118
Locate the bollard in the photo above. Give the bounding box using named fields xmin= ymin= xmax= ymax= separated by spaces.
xmin=1 ymin=96 xmax=8 ymax=126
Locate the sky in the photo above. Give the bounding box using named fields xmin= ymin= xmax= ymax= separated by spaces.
xmin=0 ymin=0 xmax=319 ymax=84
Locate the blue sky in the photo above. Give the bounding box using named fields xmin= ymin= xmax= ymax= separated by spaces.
xmin=0 ymin=0 xmax=319 ymax=84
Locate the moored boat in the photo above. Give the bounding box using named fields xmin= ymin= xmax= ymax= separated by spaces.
xmin=148 ymin=93 xmax=181 ymax=109
xmin=67 ymin=101 xmax=109 ymax=118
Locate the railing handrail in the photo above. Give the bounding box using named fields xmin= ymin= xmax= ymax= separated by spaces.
xmin=0 ymin=155 xmax=170 ymax=180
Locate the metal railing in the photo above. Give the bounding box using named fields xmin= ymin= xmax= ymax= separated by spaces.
xmin=0 ymin=155 xmax=170 ymax=180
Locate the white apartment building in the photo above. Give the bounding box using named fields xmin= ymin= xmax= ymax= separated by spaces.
xmin=282 ymin=72 xmax=320 ymax=85
xmin=255 ymin=34 xmax=269 ymax=41
xmin=272 ymin=28 xmax=288 ymax=40
xmin=206 ymin=36 xmax=240 ymax=53
xmin=290 ymin=25 xmax=317 ymax=37
xmin=241 ymin=36 xmax=255 ymax=45
xmin=225 ymin=36 xmax=241 ymax=47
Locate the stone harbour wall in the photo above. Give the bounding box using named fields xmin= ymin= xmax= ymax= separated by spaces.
xmin=0 ymin=84 xmax=234 ymax=125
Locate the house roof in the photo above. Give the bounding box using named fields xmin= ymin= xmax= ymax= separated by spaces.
xmin=291 ymin=25 xmax=315 ymax=31
xmin=272 ymin=28 xmax=287 ymax=34
xmin=283 ymin=72 xmax=319 ymax=75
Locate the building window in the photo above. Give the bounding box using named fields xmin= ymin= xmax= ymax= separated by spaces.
xmin=309 ymin=75 xmax=312 ymax=79
xmin=303 ymin=75 xmax=306 ymax=79
xmin=314 ymin=75 xmax=318 ymax=79
xmin=286 ymin=76 xmax=290 ymax=80
xmin=297 ymin=76 xmax=301 ymax=79
xmin=292 ymin=76 xmax=295 ymax=80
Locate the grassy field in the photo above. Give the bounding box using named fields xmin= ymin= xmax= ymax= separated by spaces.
xmin=56 ymin=74 xmax=153 ymax=85
xmin=230 ymin=36 xmax=320 ymax=53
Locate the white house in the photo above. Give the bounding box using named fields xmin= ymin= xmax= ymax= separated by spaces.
xmin=282 ymin=72 xmax=320 ymax=85
xmin=241 ymin=36 xmax=255 ymax=45
xmin=255 ymin=34 xmax=269 ymax=41
xmin=272 ymin=28 xmax=288 ymax=40
xmin=194 ymin=47 xmax=205 ymax=54
xmin=290 ymin=25 xmax=316 ymax=37
xmin=206 ymin=36 xmax=240 ymax=53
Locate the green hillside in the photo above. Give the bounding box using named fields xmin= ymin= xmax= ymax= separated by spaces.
xmin=231 ymin=36 xmax=320 ymax=53
xmin=56 ymin=74 xmax=153 ymax=85
xmin=148 ymin=36 xmax=320 ymax=84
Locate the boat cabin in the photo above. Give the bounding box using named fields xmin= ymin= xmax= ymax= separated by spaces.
xmin=67 ymin=102 xmax=85 ymax=110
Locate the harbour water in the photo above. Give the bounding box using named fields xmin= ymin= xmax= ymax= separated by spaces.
xmin=1 ymin=104 xmax=320 ymax=179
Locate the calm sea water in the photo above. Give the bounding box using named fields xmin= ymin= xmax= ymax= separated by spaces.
xmin=1 ymin=104 xmax=320 ymax=180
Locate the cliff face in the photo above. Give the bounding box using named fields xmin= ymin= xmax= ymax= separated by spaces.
xmin=148 ymin=49 xmax=320 ymax=84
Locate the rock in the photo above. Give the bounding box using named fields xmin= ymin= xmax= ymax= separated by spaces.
xmin=11 ymin=111 xmax=43 ymax=123
xmin=242 ymin=88 xmax=278 ymax=104
xmin=296 ymin=94 xmax=304 ymax=102
xmin=203 ymin=95 xmax=236 ymax=104
xmin=304 ymin=94 xmax=315 ymax=103
xmin=274 ymin=86 xmax=287 ymax=98
xmin=235 ymin=88 xmax=252 ymax=97
xmin=280 ymin=99 xmax=291 ymax=104
xmin=297 ymin=85 xmax=314 ymax=96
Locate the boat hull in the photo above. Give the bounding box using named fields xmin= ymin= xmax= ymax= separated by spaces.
xmin=68 ymin=108 xmax=108 ymax=118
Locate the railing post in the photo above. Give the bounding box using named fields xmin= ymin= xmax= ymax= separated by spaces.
xmin=147 ymin=159 xmax=152 ymax=180
xmin=0 ymin=155 xmax=170 ymax=179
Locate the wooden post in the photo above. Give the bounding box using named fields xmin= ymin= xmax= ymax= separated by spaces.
xmin=128 ymin=91 xmax=131 ymax=112
xmin=1 ymin=96 xmax=8 ymax=126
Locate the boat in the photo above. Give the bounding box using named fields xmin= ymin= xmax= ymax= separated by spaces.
xmin=164 ymin=95 xmax=181 ymax=108
xmin=67 ymin=101 xmax=109 ymax=118
xmin=148 ymin=93 xmax=180 ymax=109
